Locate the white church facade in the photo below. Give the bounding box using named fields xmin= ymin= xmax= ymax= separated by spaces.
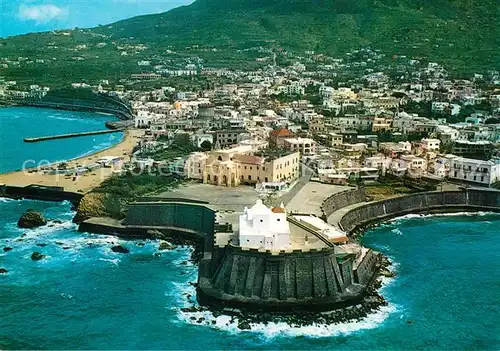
xmin=238 ymin=200 xmax=291 ymax=251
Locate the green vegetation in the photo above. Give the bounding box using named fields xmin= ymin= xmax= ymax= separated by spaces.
xmin=141 ymin=134 xmax=199 ymax=162
xmin=0 ymin=0 xmax=497 ymax=86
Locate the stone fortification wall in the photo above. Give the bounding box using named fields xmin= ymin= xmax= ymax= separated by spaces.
xmin=322 ymin=187 xmax=366 ymax=219
xmin=354 ymin=250 xmax=379 ymax=285
xmin=339 ymin=189 xmax=500 ymax=233
xmin=197 ymin=245 xmax=376 ymax=312
xmin=125 ymin=202 xmax=215 ymax=237
xmin=0 ymin=185 xmax=83 ymax=206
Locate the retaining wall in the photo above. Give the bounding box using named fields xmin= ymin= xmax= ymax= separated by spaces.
xmin=0 ymin=184 xmax=83 ymax=206
xmin=339 ymin=189 xmax=500 ymax=233
xmin=322 ymin=187 xmax=366 ymax=219
xmin=125 ymin=202 xmax=215 ymax=238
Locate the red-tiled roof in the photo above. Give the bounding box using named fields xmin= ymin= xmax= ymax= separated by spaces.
xmin=270 ymin=128 xmax=294 ymax=138
xmin=233 ymin=154 xmax=264 ymax=165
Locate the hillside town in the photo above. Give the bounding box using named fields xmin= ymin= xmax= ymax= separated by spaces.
xmin=2 ymin=47 xmax=500 ymax=190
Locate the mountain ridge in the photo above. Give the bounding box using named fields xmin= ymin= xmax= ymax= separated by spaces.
xmin=0 ymin=0 xmax=498 ymax=85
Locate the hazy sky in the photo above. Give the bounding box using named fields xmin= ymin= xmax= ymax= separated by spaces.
xmin=0 ymin=0 xmax=194 ymax=38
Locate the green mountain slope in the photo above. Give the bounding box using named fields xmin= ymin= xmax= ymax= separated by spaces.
xmin=1 ymin=0 xmax=498 ymax=85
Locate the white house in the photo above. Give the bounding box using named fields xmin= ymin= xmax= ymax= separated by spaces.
xmin=449 ymin=158 xmax=500 ymax=186
xmin=238 ymin=200 xmax=291 ymax=251
xmin=421 ymin=138 xmax=441 ymax=151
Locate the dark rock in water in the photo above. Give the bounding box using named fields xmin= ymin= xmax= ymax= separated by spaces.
xmin=3 ymin=247 xmax=13 ymax=252
xmin=0 ymin=268 xmax=8 ymax=274
xmin=158 ymin=241 xmax=177 ymax=251
xmin=180 ymin=261 xmax=188 ymax=265
xmin=62 ymin=247 xmax=71 ymax=250
xmin=31 ymin=252 xmax=45 ymax=261
xmin=237 ymin=321 xmax=251 ymax=330
xmin=18 ymin=210 xmax=47 ymax=229
xmin=136 ymin=242 xmax=145 ymax=247
xmin=36 ymin=243 xmax=47 ymax=247
xmin=406 ymin=320 xmax=414 ymax=324
xmin=181 ymin=306 xmax=200 ymax=313
xmin=20 ymin=234 xmax=27 ymax=238
xmin=55 ymin=242 xmax=64 ymax=246
xmin=380 ymin=268 xmax=396 ymax=278
xmin=52 ymin=219 xmax=63 ymax=224
xmin=111 ymin=245 xmax=130 ymax=254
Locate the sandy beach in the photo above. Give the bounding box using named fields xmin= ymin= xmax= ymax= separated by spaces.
xmin=0 ymin=129 xmax=144 ymax=194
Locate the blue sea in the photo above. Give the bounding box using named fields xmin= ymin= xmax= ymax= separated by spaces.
xmin=1 ymin=198 xmax=499 ymax=350
xmin=0 ymin=107 xmax=124 ymax=173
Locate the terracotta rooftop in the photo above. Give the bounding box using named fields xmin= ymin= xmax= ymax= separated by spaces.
xmin=271 ymin=207 xmax=286 ymax=213
xmin=233 ymin=154 xmax=264 ymax=165
xmin=270 ymin=128 xmax=295 ymax=138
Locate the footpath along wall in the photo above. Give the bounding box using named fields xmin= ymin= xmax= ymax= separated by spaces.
xmin=339 ymin=188 xmax=500 ymax=233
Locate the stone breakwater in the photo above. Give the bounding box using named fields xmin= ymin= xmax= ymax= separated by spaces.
xmin=338 ymin=188 xmax=500 ymax=234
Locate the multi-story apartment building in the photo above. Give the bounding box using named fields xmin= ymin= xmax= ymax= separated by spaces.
xmin=421 ymin=138 xmax=441 ymax=151
xmin=452 ymin=140 xmax=494 ymax=159
xmin=327 ymin=133 xmax=343 ymax=147
xmin=283 ymin=138 xmax=317 ymax=156
xmin=449 ymin=157 xmax=500 ymax=186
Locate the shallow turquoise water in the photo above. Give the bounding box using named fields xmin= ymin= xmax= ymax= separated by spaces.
xmin=1 ymin=199 xmax=499 ymax=349
xmin=0 ymin=107 xmax=124 ymax=173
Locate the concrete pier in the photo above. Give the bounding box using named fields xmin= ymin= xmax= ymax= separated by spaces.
xmin=24 ymin=129 xmax=123 ymax=143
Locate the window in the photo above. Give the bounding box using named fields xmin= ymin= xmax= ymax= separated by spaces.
xmin=248 ymin=175 xmax=252 ymax=180
xmin=262 ymin=167 xmax=266 ymax=171
xmin=244 ymin=166 xmax=247 ymax=169
xmin=277 ymin=218 xmax=280 ymax=222
xmin=481 ymin=176 xmax=484 ymax=182
xmin=207 ymin=175 xmax=211 ymax=180
xmin=241 ymin=175 xmax=243 ymax=180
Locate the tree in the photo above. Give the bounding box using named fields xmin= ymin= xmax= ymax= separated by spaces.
xmin=200 ymin=140 xmax=212 ymax=151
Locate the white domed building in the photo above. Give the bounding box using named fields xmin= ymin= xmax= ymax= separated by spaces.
xmin=238 ymin=200 xmax=291 ymax=251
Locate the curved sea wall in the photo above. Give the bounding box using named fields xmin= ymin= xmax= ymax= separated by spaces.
xmin=321 ymin=187 xmax=366 ymax=219
xmin=0 ymin=184 xmax=83 ymax=206
xmin=339 ymin=188 xmax=500 ymax=233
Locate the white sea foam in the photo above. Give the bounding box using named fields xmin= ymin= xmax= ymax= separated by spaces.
xmin=390 ymin=211 xmax=497 ymax=223
xmin=99 ymin=258 xmax=121 ymax=266
xmin=174 ymin=263 xmax=400 ymax=339
xmin=0 ymin=197 xmax=18 ymax=203
xmin=391 ymin=228 xmax=403 ymax=236
xmin=176 ymin=302 xmax=398 ymax=338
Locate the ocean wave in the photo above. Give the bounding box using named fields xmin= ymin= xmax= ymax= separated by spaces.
xmin=0 ymin=197 xmax=18 ymax=203
xmin=390 ymin=211 xmax=497 ymax=223
xmin=176 ymin=303 xmax=398 ymax=338
xmin=391 ymin=228 xmax=403 ymax=236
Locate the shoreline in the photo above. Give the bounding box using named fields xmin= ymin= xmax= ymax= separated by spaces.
xmin=0 ymin=128 xmax=144 ymax=194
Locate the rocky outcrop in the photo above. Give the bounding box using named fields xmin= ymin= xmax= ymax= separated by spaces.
xmin=31 ymin=252 xmax=45 ymax=261
xmin=111 ymin=245 xmax=130 ymax=254
xmin=3 ymin=247 xmax=13 ymax=252
xmin=0 ymin=268 xmax=8 ymax=274
xmin=159 ymin=241 xmax=177 ymax=251
xmin=18 ymin=210 xmax=47 ymax=229
xmin=73 ymin=192 xmax=127 ymax=223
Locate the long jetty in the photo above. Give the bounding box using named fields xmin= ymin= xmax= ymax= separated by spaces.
xmin=24 ymin=129 xmax=123 ymax=143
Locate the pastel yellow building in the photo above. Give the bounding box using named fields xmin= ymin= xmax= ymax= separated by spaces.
xmin=202 ymin=149 xmax=300 ymax=187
